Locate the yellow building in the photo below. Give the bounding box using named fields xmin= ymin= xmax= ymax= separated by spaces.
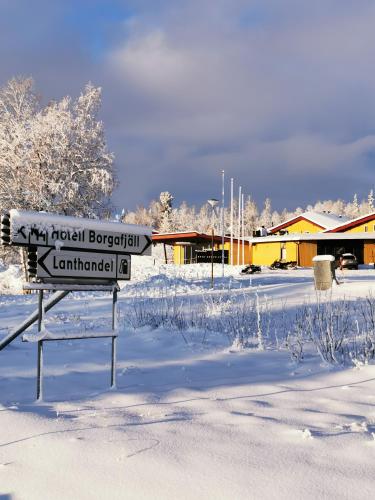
xmin=251 ymin=211 xmax=375 ymax=267
xmin=325 ymin=212 xmax=375 ymax=263
xmin=326 ymin=211 xmax=375 ymax=234
xmin=152 ymin=212 xmax=375 ymax=267
xmin=269 ymin=211 xmax=347 ymax=235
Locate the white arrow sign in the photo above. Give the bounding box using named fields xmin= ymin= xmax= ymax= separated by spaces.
xmin=9 ymin=210 xmax=152 ymax=256
xmin=37 ymin=248 xmax=131 ymax=281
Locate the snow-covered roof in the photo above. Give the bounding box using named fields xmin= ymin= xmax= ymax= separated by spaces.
xmin=324 ymin=211 xmax=375 ymax=233
xmin=269 ymin=211 xmax=348 ymax=233
xmin=248 ymin=232 xmax=375 ymax=243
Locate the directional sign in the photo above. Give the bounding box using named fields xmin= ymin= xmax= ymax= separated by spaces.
xmin=37 ymin=248 xmax=131 ymax=281
xmin=8 ymin=210 xmax=152 ymax=256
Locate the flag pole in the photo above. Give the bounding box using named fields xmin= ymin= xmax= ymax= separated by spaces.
xmin=221 ymin=170 xmax=225 ymax=277
xmin=230 ymin=178 xmax=234 ymax=265
xmin=237 ymin=185 xmax=241 ymax=266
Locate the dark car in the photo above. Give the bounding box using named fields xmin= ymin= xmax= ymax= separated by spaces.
xmin=337 ymin=253 xmax=358 ymax=270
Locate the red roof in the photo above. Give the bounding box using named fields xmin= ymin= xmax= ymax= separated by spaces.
xmin=270 ymin=215 xmax=325 ymax=234
xmin=152 ymin=232 xmax=246 ymax=244
xmin=326 ymin=213 xmax=375 ymax=233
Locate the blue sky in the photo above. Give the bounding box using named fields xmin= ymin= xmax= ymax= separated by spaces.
xmin=1 ymin=0 xmax=375 ymax=212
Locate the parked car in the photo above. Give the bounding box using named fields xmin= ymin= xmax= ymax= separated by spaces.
xmin=337 ymin=253 xmax=358 ymax=270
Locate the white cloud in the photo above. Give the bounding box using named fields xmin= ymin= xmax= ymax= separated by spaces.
xmin=110 ymin=30 xmax=195 ymax=96
xmin=3 ymin=0 xmax=373 ymax=210
xmin=104 ymin=1 xmax=375 ymax=209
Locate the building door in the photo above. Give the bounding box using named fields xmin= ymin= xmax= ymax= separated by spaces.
xmin=281 ymin=246 xmax=287 ymax=261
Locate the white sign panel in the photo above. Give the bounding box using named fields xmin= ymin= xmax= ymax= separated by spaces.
xmin=37 ymin=248 xmax=131 ymax=281
xmin=9 ymin=210 xmax=152 ymax=256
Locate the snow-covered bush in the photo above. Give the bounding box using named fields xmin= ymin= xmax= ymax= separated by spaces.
xmin=123 ymin=279 xmax=375 ymax=366
xmin=125 ymin=288 xmax=270 ymax=349
xmin=286 ymin=296 xmax=375 ymax=366
xmin=309 ymin=298 xmax=353 ymax=364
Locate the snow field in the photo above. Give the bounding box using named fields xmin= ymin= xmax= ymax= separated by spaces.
xmin=1 ymin=262 xmax=375 ymax=499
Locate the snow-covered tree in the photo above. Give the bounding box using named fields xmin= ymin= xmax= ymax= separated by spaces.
xmin=330 ymin=199 xmax=345 ymax=216
xmin=352 ymin=193 xmax=359 ymax=215
xmin=243 ymin=196 xmax=259 ymax=234
xmin=158 ymin=191 xmax=175 ymax=232
xmin=368 ymin=189 xmax=374 ymax=212
xmin=197 ymin=203 xmax=213 ymax=233
xmin=122 ymin=205 xmax=153 ymax=226
xmin=271 ymin=210 xmax=281 ymax=227
xmin=176 ymin=201 xmax=197 ymax=231
xmin=0 ymin=77 xmax=115 ymax=217
xmin=259 ymin=198 xmax=272 ymax=228
xmin=345 ymin=193 xmax=360 ymax=218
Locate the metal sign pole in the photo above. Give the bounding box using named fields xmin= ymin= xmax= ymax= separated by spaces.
xmin=230 ymin=178 xmax=234 ymax=265
xmin=237 ymin=186 xmax=241 ymax=265
xmin=111 ymin=286 xmax=118 ymax=389
xmin=36 ymin=290 xmax=44 ymax=401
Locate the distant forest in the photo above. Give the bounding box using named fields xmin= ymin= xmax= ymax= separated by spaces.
xmin=122 ymin=190 xmax=375 ymax=234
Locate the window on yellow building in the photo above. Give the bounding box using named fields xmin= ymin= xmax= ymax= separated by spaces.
xmin=365 ymin=225 xmax=368 ymax=232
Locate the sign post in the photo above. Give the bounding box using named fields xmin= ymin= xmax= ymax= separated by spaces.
xmin=0 ymin=209 xmax=152 ymax=400
xmin=37 ymin=248 xmax=131 ymax=282
xmin=7 ymin=210 xmax=152 ymax=256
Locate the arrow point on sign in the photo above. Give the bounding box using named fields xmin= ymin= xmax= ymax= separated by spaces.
xmin=18 ymin=226 xmax=27 ymax=239
xmin=141 ymin=235 xmax=152 ymax=254
xmin=37 ymin=248 xmax=52 ymax=277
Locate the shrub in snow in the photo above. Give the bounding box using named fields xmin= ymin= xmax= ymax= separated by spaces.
xmin=0 ymin=264 xmax=23 ymax=294
xmin=125 ymin=287 xmax=270 ymax=350
xmin=123 ymin=276 xmax=375 ymax=366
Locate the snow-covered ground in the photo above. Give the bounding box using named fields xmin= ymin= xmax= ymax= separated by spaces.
xmin=1 ymin=261 xmax=375 ymax=499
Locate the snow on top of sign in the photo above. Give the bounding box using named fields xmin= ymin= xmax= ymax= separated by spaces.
xmin=9 ymin=209 xmax=152 ymax=235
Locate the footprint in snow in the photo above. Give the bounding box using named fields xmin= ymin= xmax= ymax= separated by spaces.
xmin=69 ymin=436 xmax=85 ymax=442
xmin=231 ymin=411 xmax=254 ymax=417
xmin=252 ymin=400 xmax=273 ymax=408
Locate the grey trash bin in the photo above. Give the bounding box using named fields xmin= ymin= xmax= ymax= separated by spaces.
xmin=312 ymin=255 xmax=336 ymax=291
